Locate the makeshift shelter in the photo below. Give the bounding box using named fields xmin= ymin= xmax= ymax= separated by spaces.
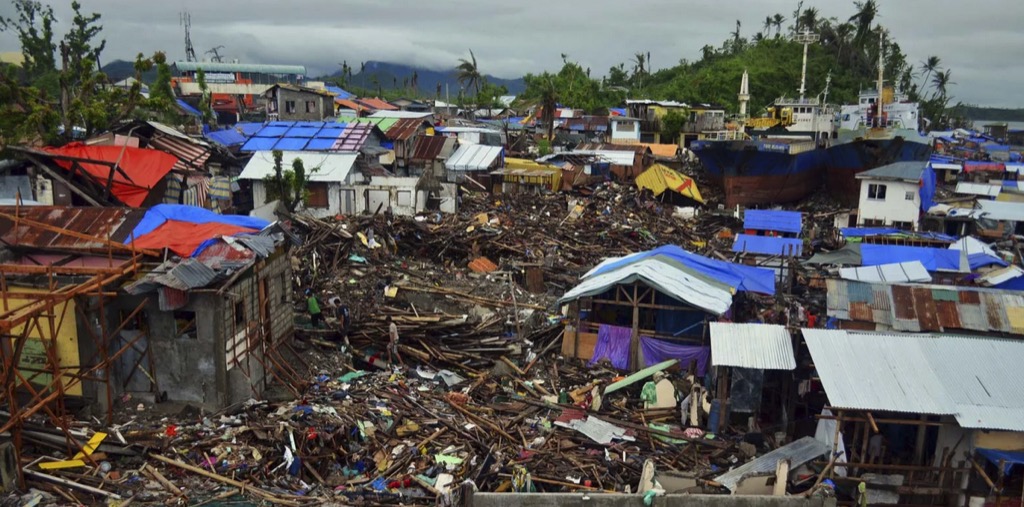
xmin=634 ymin=164 xmax=703 ymax=204
xmin=491 ymin=158 xmax=562 ymax=194
xmin=560 ymin=247 xmax=774 ymax=371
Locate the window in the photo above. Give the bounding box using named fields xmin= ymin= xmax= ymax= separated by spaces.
xmin=615 ymin=121 xmax=635 ymax=132
xmin=285 ymin=100 xmax=296 ymax=113
xmin=305 ymin=100 xmax=316 ymax=113
xmin=306 ymin=182 xmax=329 ymax=208
xmin=867 ymin=183 xmax=887 ymax=200
xmin=396 ymin=190 xmax=412 ymax=207
xmin=234 ymin=301 xmax=246 ymax=326
xmin=862 ymin=218 xmax=885 ymax=227
xmin=905 ymin=191 xmax=916 ymax=201
xmin=173 ymin=311 xmax=197 ymax=339
xmin=891 ymin=221 xmax=913 ymax=230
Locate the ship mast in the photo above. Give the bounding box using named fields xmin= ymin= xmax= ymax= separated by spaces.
xmin=875 ymin=33 xmax=886 ymax=128
xmin=738 ymin=69 xmax=750 ymax=117
xmin=793 ymin=29 xmax=819 ymax=101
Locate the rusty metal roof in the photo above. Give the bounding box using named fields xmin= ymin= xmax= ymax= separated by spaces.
xmin=385 ymin=118 xmax=427 ymax=142
xmin=0 ymin=207 xmax=145 ymax=250
xmin=827 ymin=278 xmax=1024 ymax=335
xmin=148 ymin=131 xmax=211 ymax=173
xmin=411 ymin=135 xmax=455 ymax=161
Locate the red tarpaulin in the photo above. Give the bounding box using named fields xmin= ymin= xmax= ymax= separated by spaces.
xmin=131 ymin=220 xmax=259 ymax=257
xmin=44 ymin=143 xmax=177 ymax=207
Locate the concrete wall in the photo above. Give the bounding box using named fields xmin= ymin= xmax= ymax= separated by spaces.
xmin=352 ymin=177 xmax=457 ymax=216
xmin=274 ymin=88 xmax=331 ymax=121
xmin=472 ymin=493 xmax=836 ymax=507
xmin=611 ymin=119 xmax=641 ymax=142
xmin=857 ymin=178 xmax=920 ymax=229
xmin=252 ymin=180 xmax=344 ymax=219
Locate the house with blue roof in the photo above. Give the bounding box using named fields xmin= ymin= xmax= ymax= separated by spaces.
xmin=733 ymin=209 xmax=805 ymax=257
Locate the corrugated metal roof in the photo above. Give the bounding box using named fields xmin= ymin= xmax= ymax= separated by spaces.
xmin=709 ymin=323 xmax=795 ymax=370
xmin=855 ymin=161 xmax=926 ymax=182
xmin=732 ymin=234 xmax=804 ymax=256
xmin=354 ymin=97 xmax=398 ymax=111
xmin=172 ymin=61 xmax=306 ymax=75
xmin=148 ymin=133 xmax=211 ymax=172
xmin=715 ymin=437 xmax=829 ymax=492
xmin=446 ymin=144 xmax=503 ymax=171
xmin=838 ymin=261 xmax=931 ymax=283
xmin=0 ymin=207 xmax=144 ymax=250
xmin=826 ymin=279 xmax=1024 ymax=335
xmin=411 ymin=136 xmax=454 ymax=161
xmin=369 ymin=110 xmax=433 ymax=119
xmin=558 ymin=257 xmax=733 ymax=316
xmin=743 ymin=210 xmax=802 ymax=234
xmin=955 ymin=182 xmax=1001 ymax=198
xmin=979 ymin=266 xmax=1024 ymax=286
xmin=385 ymin=118 xmax=426 ymax=141
xmin=803 ymin=329 xmax=1024 ymax=431
xmin=238 ymin=151 xmax=357 ymax=182
xmin=977 ymin=200 xmax=1024 ymax=221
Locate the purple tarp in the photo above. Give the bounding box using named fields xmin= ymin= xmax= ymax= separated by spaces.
xmin=589 ymin=324 xmax=632 ymax=370
xmin=640 ymin=337 xmax=709 ymax=376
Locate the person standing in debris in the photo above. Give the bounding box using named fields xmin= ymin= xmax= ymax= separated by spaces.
xmin=387 ymin=315 xmax=404 ymax=367
xmin=306 ymin=289 xmax=322 ymax=328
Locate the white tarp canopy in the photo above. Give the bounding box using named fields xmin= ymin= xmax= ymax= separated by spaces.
xmin=239 ymin=151 xmax=357 ymax=182
xmin=838 ymin=261 xmax=931 ymax=283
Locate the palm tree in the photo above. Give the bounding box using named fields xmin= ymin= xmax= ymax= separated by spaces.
xmin=763 ymin=16 xmax=773 ymax=38
xmin=536 ymin=75 xmax=559 ymax=141
xmin=632 ymin=52 xmax=646 ymax=90
xmin=931 ymin=69 xmax=954 ymax=100
xmin=848 ymin=0 xmax=878 ymax=49
xmin=456 ymin=49 xmax=483 ymax=102
xmin=918 ymin=56 xmax=941 ymax=95
xmin=731 ymin=19 xmax=742 ymax=45
xmin=799 ymin=7 xmax=819 ymax=32
xmin=772 ymin=14 xmax=786 ymax=38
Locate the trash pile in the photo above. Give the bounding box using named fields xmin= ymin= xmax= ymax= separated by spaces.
xmin=3 ymin=184 xmax=836 ymax=505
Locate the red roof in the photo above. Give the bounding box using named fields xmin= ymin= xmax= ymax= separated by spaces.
xmin=335 ymin=98 xmax=364 ymax=112
xmin=385 ymin=118 xmax=426 ymax=141
xmin=354 ymin=97 xmax=398 ymax=111
xmin=411 ymin=135 xmax=451 ymax=161
xmin=41 ymin=143 xmax=177 ymax=207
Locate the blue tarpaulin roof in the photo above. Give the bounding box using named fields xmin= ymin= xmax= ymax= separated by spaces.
xmin=969 ymin=253 xmax=1009 ymax=271
xmin=126 ymin=204 xmax=270 ymax=242
xmin=744 ymin=210 xmax=802 ymax=234
xmin=324 ymin=85 xmax=353 ymax=100
xmin=240 ymin=121 xmax=369 ymax=152
xmin=977 ymin=448 xmax=1024 ymax=475
xmin=206 ymin=128 xmax=248 ymax=147
xmin=860 ymin=244 xmax=964 ymax=272
xmin=733 ymin=234 xmax=804 ymax=256
xmin=585 ymin=245 xmax=776 ymax=295
xmin=176 ymin=99 xmax=202 ymax=117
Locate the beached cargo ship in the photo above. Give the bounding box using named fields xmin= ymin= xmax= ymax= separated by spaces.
xmin=690 ymin=31 xmax=835 ymax=207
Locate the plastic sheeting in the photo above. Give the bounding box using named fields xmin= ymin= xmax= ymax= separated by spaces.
xmin=43 ymin=143 xmax=177 ymax=207
xmin=920 ymin=162 xmax=937 ymax=212
xmin=588 ymin=324 xmax=632 ymax=370
xmin=860 ymin=244 xmax=966 ymax=272
xmin=976 ymin=448 xmax=1024 ymax=475
xmin=639 ymin=337 xmax=709 ymax=376
xmin=584 ymin=245 xmax=775 ymax=295
xmin=968 ymin=253 xmax=1009 ymax=271
xmin=127 ymin=204 xmax=269 ymax=240
xmin=126 ymin=204 xmax=270 ymax=257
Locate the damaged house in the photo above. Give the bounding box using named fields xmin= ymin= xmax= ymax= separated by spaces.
xmin=0 ymin=204 xmax=294 ymax=417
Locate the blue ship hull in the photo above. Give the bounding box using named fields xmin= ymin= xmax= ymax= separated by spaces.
xmin=825 ymin=137 xmax=932 ymax=206
xmin=690 ymin=139 xmax=828 ymax=207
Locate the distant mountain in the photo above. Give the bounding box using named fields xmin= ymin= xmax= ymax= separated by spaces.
xmin=101 ymin=59 xmax=157 ymax=83
xmin=330 ymin=61 xmax=525 ymax=96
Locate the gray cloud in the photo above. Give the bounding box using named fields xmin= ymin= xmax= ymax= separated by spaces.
xmin=1 ymin=0 xmax=1021 ymax=107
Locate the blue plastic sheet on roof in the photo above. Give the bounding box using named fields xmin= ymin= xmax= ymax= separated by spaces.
xmin=968 ymin=253 xmax=1009 ymax=271
xmin=920 ymin=163 xmax=937 ymax=212
xmin=125 ymin=204 xmax=270 ymax=243
xmin=176 ymin=99 xmax=202 ymax=117
xmin=860 ymin=244 xmax=962 ymax=272
xmin=993 ymin=276 xmax=1024 ymax=291
xmin=590 ymin=245 xmax=776 ymax=295
xmin=976 ymin=448 xmax=1024 ymax=475
xmin=206 ymin=128 xmax=248 ymax=147
xmin=732 ymin=234 xmax=804 ymax=256
xmin=744 ymin=210 xmax=802 ymax=234
xmin=609 ymin=108 xmax=627 ymax=116
xmin=240 ymin=121 xmax=351 ymax=152
xmin=324 ymin=85 xmax=353 ymax=100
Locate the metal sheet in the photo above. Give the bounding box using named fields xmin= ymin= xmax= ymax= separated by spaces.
xmin=714 ymin=437 xmax=829 ymax=492
xmin=710 ymin=323 xmax=795 ymax=370
xmin=0 ymin=207 xmax=143 ymax=250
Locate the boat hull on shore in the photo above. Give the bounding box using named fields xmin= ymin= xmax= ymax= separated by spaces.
xmin=691 ymin=138 xmax=827 ymax=207
xmin=825 ymin=130 xmax=932 ymax=206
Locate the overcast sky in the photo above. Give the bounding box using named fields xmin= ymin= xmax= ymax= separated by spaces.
xmin=1 ymin=0 xmax=1020 ymax=107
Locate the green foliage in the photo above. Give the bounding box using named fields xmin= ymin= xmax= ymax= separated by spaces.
xmin=660 ymin=110 xmax=687 ymax=144
xmin=1 ymin=0 xmax=145 ymax=145
xmin=519 ymin=59 xmax=625 ymax=131
xmin=195 ymin=68 xmax=215 ymax=126
xmin=263 ymin=150 xmax=312 ymax=212
xmin=148 ymin=51 xmax=174 ymax=111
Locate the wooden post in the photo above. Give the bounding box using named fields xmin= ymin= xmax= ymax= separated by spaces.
xmin=573 ymin=301 xmax=582 ymax=361
xmin=773 ymin=459 xmax=790 ymax=496
xmin=630 ymin=283 xmax=640 ymax=371
xmin=913 ymin=413 xmax=928 ymax=465
xmin=715 ymin=366 xmax=729 ymax=433
xmin=831 ymin=410 xmax=843 ymax=478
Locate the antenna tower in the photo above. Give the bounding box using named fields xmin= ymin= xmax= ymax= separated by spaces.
xmin=180 ymin=11 xmax=197 ymax=62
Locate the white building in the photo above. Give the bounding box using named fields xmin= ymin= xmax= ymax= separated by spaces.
xmin=609 ymin=117 xmax=641 ymax=143
xmin=239 ymin=151 xmax=457 ymax=218
xmin=855 ymin=161 xmax=924 ymax=230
